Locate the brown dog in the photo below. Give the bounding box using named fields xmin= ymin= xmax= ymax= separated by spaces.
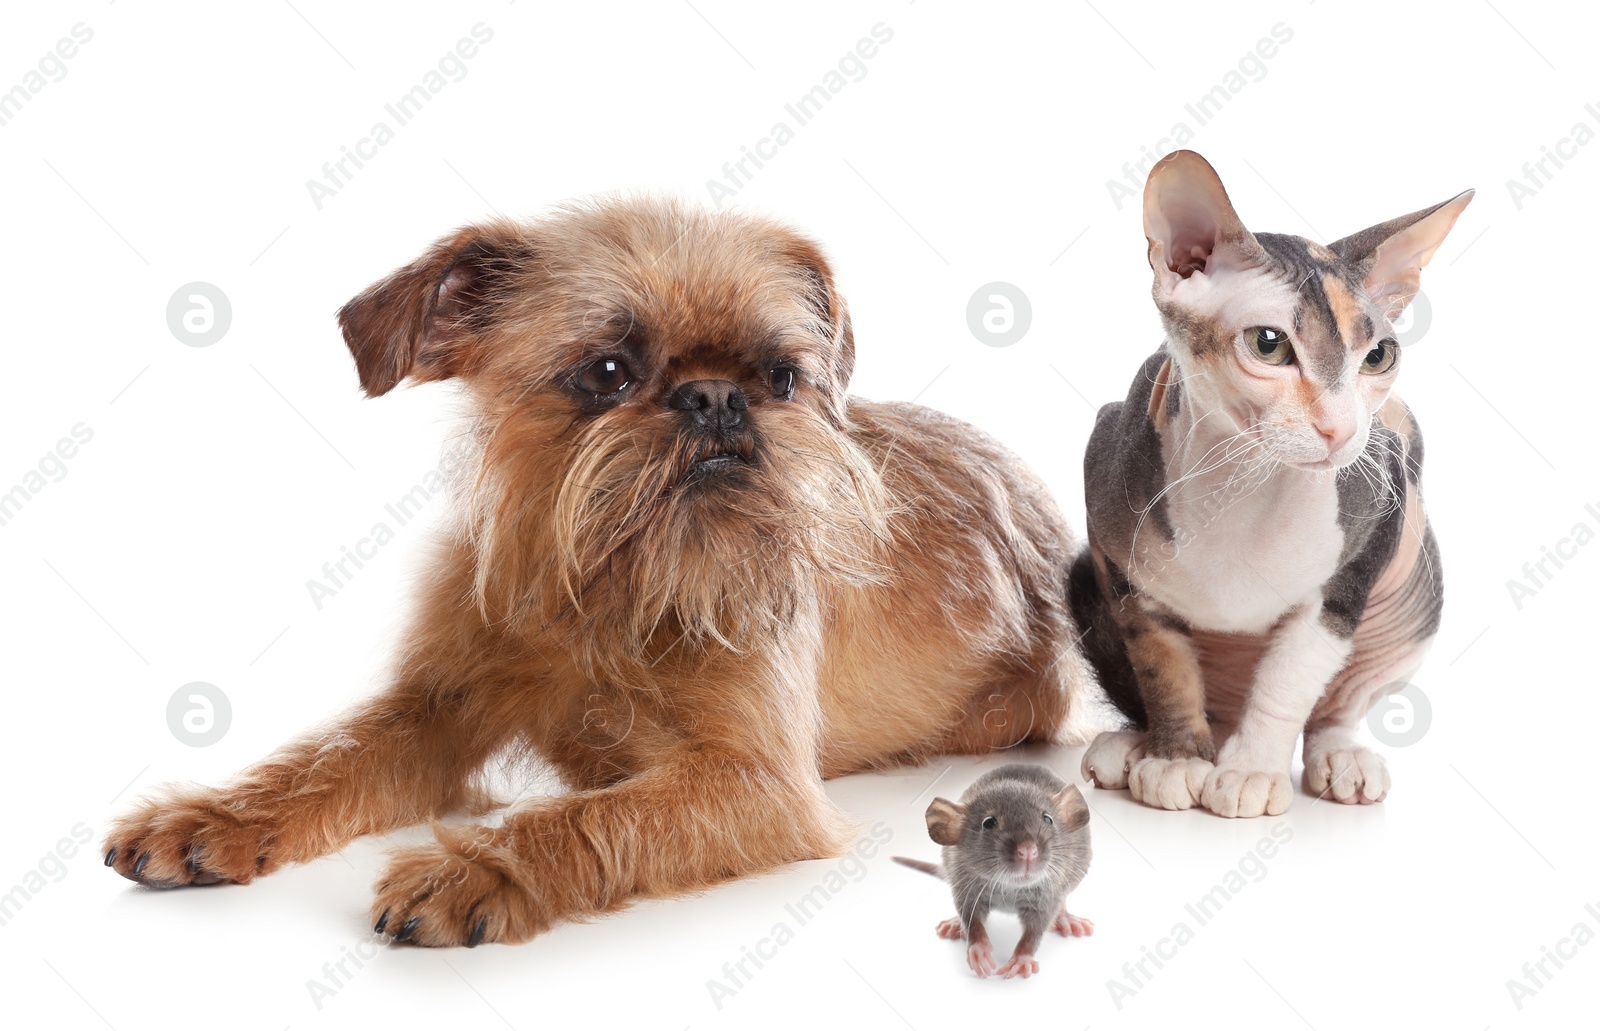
xmin=104 ymin=198 xmax=1090 ymax=946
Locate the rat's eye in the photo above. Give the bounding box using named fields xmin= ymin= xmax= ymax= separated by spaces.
xmin=981 ymin=816 xmax=997 ymax=831
xmin=1042 ymin=812 xmax=1054 ymax=825
xmin=769 ymin=366 xmax=797 ymax=397
xmin=576 ymin=358 xmax=631 ymax=394
xmin=1248 ymin=327 xmax=1294 ymax=366
xmin=1360 ymin=338 xmax=1398 ymax=375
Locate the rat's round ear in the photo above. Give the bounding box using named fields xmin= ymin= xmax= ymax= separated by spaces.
xmin=337 ymin=219 xmax=531 ymax=397
xmin=924 ymin=797 xmax=966 ymax=846
xmin=1052 ymin=784 xmax=1091 ymax=834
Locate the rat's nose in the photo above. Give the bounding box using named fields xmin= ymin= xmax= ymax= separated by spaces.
xmin=669 ymin=378 xmax=747 ymax=433
xmin=1015 ymin=841 xmax=1039 ymax=867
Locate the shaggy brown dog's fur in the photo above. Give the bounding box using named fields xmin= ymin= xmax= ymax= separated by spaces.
xmin=104 ymin=199 xmax=1091 ymax=946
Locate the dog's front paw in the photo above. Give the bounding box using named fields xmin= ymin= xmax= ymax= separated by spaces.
xmin=1128 ymin=755 xmax=1211 ymax=810
xmin=1200 ymin=764 xmax=1293 ymax=818
xmin=104 ymin=787 xmax=277 ymax=887
xmin=372 ymin=826 xmax=543 ymax=948
xmin=1304 ymin=745 xmax=1389 ymax=804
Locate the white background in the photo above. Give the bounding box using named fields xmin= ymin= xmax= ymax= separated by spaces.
xmin=2 ymin=1 xmax=1596 ymax=1028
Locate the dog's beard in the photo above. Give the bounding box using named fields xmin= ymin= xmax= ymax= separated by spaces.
xmin=465 ymin=403 xmax=891 ymax=681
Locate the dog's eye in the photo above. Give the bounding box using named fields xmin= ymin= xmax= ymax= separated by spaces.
xmin=769 ymin=367 xmax=797 ymax=397
xmin=981 ymin=816 xmax=997 ymax=831
xmin=577 ymin=358 xmax=631 ymax=394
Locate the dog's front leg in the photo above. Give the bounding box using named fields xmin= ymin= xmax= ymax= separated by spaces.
xmin=104 ymin=678 xmax=514 ymax=887
xmin=369 ymin=647 xmax=851 ymax=947
xmin=1199 ymin=600 xmax=1354 ymax=818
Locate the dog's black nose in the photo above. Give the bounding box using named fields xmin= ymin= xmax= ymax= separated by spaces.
xmin=669 ymin=379 xmax=747 ymax=432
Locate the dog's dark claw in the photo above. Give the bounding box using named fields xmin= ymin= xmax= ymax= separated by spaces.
xmin=375 ymin=909 xmax=390 ymax=935
xmin=132 ymin=852 xmax=150 ymax=877
xmin=396 ymin=916 xmax=421 ymax=942
xmin=468 ymin=917 xmax=488 ymax=948
xmin=104 ymin=848 xmax=117 ymax=867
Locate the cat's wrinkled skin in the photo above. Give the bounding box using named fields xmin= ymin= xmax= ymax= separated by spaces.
xmin=1071 ymin=151 xmax=1471 ymax=818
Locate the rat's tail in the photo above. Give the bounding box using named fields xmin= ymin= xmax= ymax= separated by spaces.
xmin=891 ymin=856 xmax=944 ymax=879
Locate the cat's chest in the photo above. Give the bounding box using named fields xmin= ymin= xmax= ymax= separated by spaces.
xmin=1132 ymin=470 xmax=1346 ymax=634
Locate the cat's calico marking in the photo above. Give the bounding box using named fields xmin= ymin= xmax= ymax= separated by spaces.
xmin=1071 ymin=150 xmax=1471 ymax=818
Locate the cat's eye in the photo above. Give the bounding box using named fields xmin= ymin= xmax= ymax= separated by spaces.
xmin=1360 ymin=339 xmax=1398 ymax=375
xmin=981 ymin=816 xmax=998 ymax=830
xmin=576 ymin=358 xmax=631 ymax=394
xmin=1248 ymin=327 xmax=1294 ymax=366
xmin=769 ymin=367 xmax=797 ymax=397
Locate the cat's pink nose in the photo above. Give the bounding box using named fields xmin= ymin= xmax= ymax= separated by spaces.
xmin=1315 ymin=421 xmax=1354 ymax=455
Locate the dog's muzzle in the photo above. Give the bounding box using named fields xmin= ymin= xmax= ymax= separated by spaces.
xmin=669 ymin=379 xmax=747 ymax=433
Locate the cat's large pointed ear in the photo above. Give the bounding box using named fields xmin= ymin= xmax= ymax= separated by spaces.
xmin=1329 ymin=190 xmax=1474 ymax=318
xmin=338 ymin=220 xmax=531 ymax=397
xmin=1143 ymin=150 xmax=1262 ymax=295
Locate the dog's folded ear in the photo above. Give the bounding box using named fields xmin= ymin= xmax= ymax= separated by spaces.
xmin=338 ymin=221 xmax=529 ymax=397
xmin=782 ymin=237 xmax=855 ymax=407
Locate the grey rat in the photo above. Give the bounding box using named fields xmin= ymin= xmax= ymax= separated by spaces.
xmin=893 ymin=763 xmax=1093 ymax=979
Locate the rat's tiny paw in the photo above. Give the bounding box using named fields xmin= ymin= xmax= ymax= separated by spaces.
xmin=1128 ymin=755 xmax=1211 ymax=810
xmin=1082 ymin=731 xmax=1145 ymax=790
xmin=1052 ymin=909 xmax=1094 ymax=937
xmin=1201 ymin=764 xmax=1293 ymax=818
xmin=966 ymin=941 xmax=997 ymax=978
xmin=1304 ymin=745 xmax=1389 ymax=804
xmin=371 ymin=827 xmax=542 ymax=948
xmin=104 ymin=787 xmax=277 ymax=888
xmin=997 ymin=953 xmax=1040 ymax=979
xmin=936 ymin=917 xmax=965 ymax=940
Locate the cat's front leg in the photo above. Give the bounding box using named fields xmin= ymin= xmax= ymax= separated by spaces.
xmin=1201 ymin=601 xmax=1353 ymax=818
xmin=1115 ymin=599 xmax=1215 ymax=810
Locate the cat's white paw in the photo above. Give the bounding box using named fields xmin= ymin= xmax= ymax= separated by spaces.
xmin=1128 ymin=755 xmax=1212 ymax=810
xmin=1082 ymin=731 xmax=1147 ymax=790
xmin=1304 ymin=746 xmax=1389 ymax=804
xmin=1200 ymin=764 xmax=1293 ymax=818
